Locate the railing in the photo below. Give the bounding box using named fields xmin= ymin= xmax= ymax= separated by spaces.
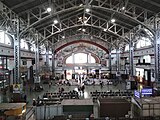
xmin=49 ymin=116 xmax=160 ymax=120
xmin=94 ymin=116 xmax=160 ymax=120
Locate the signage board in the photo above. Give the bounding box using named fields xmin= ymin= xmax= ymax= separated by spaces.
xmin=141 ymin=88 xmax=153 ymax=95
xmin=13 ymin=84 xmax=21 ymax=93
xmin=134 ymin=90 xmax=141 ymax=98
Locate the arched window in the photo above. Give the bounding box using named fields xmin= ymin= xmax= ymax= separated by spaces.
xmin=21 ymin=39 xmax=29 ymax=50
xmin=66 ymin=53 xmax=96 ymax=64
xmin=0 ymin=31 xmax=12 ymax=45
xmin=75 ymin=53 xmax=87 ymax=63
xmin=111 ymin=49 xmax=116 ymax=53
xmin=40 ymin=45 xmax=46 ymax=54
xmin=49 ymin=51 xmax=52 ymax=54
xmin=124 ymin=44 xmax=129 ymax=51
xmin=136 ymin=37 xmax=151 ymax=48
xmin=66 ymin=56 xmax=72 ymax=63
xmin=143 ymin=55 xmax=151 ymax=63
xmin=30 ymin=44 xmax=36 ymax=51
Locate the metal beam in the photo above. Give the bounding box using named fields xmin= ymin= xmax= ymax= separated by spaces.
xmin=19 ymin=4 xmax=155 ymax=40
xmin=39 ymin=24 xmax=128 ymax=44
xmin=11 ymin=0 xmax=35 ymax=10
xmin=142 ymin=0 xmax=160 ymax=8
xmin=19 ymin=6 xmax=82 ymax=37
xmin=92 ymin=5 xmax=154 ymax=35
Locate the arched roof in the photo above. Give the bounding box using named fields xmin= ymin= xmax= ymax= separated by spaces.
xmin=0 ymin=0 xmax=159 ymax=50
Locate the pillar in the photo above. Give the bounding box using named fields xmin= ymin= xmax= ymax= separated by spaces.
xmin=154 ymin=16 xmax=160 ymax=86
xmin=52 ymin=44 xmax=55 ymax=77
xmin=46 ymin=41 xmax=49 ymax=68
xmin=13 ymin=19 xmax=22 ymax=101
xmin=88 ymin=53 xmax=91 ymax=63
xmin=35 ymin=34 xmax=40 ymax=84
xmin=129 ymin=36 xmax=134 ymax=80
xmin=14 ymin=18 xmax=20 ymax=85
xmin=108 ymin=48 xmax=112 ymax=79
xmin=72 ymin=53 xmax=75 ymax=74
xmin=116 ymin=48 xmax=120 ymax=73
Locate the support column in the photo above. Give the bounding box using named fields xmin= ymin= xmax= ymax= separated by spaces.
xmin=72 ymin=53 xmax=75 ymax=74
xmin=116 ymin=48 xmax=120 ymax=73
xmin=87 ymin=53 xmax=89 ymax=63
xmin=154 ymin=16 xmax=160 ymax=86
xmin=13 ymin=19 xmax=22 ymax=102
xmin=87 ymin=53 xmax=89 ymax=76
xmin=46 ymin=41 xmax=49 ymax=68
xmin=129 ymin=37 xmax=134 ymax=80
xmin=35 ymin=34 xmax=40 ymax=84
xmin=88 ymin=53 xmax=91 ymax=63
xmin=72 ymin=53 xmax=75 ymax=64
xmin=14 ymin=19 xmax=20 ymax=85
xmin=108 ymin=38 xmax=112 ymax=78
xmin=52 ymin=44 xmax=55 ymax=77
xmin=108 ymin=50 xmax=112 ymax=78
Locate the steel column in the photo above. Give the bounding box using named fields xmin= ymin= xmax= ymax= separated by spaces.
xmin=35 ymin=34 xmax=40 ymax=83
xmin=72 ymin=53 xmax=75 ymax=74
xmin=52 ymin=44 xmax=55 ymax=77
xmin=46 ymin=41 xmax=49 ymax=67
xmin=116 ymin=48 xmax=120 ymax=73
xmin=154 ymin=16 xmax=160 ymax=85
xmin=108 ymin=52 xmax=112 ymax=73
xmin=14 ymin=18 xmax=21 ymax=84
xmin=129 ymin=36 xmax=134 ymax=80
xmin=88 ymin=53 xmax=91 ymax=63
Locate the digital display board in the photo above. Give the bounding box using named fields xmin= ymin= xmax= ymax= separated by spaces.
xmin=141 ymin=88 xmax=153 ymax=95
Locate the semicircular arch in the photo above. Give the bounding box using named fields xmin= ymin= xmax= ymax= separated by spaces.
xmin=54 ymin=40 xmax=109 ymax=54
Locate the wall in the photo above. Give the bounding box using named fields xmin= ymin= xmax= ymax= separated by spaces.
xmin=0 ymin=43 xmax=36 ymax=70
xmin=120 ymin=46 xmax=154 ymax=78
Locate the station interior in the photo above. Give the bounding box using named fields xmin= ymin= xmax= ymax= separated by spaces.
xmin=0 ymin=0 xmax=160 ymax=120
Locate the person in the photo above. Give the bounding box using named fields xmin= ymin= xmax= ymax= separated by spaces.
xmin=81 ymin=85 xmax=85 ymax=93
xmin=61 ymin=87 xmax=64 ymax=93
xmin=32 ymin=99 xmax=36 ymax=106
xmin=100 ymin=81 xmax=103 ymax=88
xmin=49 ymin=82 xmax=51 ymax=88
xmin=59 ymin=87 xmax=61 ymax=93
xmin=11 ymin=97 xmax=14 ymax=103
xmin=90 ymin=113 xmax=94 ymax=120
xmin=30 ymin=86 xmax=32 ymax=92
xmin=92 ymin=81 xmax=95 ymax=86
xmin=24 ymin=94 xmax=27 ymax=102
xmin=105 ymin=117 xmax=109 ymax=120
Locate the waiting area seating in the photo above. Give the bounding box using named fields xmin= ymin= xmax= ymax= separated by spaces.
xmin=42 ymin=91 xmax=79 ymax=99
xmin=90 ymin=90 xmax=133 ymax=99
xmin=36 ymin=91 xmax=79 ymax=106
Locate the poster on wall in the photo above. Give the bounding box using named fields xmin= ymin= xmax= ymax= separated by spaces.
xmin=57 ymin=62 xmax=63 ymax=67
xmin=13 ymin=84 xmax=21 ymax=93
xmin=101 ymin=60 xmax=106 ymax=67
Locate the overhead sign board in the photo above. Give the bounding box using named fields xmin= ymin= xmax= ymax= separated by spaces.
xmin=141 ymin=88 xmax=153 ymax=95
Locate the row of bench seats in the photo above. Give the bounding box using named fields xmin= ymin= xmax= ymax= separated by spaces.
xmin=90 ymin=90 xmax=133 ymax=98
xmin=43 ymin=91 xmax=79 ymax=99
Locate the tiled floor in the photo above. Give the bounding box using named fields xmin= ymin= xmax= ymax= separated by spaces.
xmin=0 ymin=79 xmax=127 ymax=120
xmin=25 ymin=79 xmax=126 ymax=104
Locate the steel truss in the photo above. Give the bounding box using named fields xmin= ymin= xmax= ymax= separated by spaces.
xmin=0 ymin=1 xmax=157 ymax=47
xmin=1 ymin=0 xmax=160 ymax=83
